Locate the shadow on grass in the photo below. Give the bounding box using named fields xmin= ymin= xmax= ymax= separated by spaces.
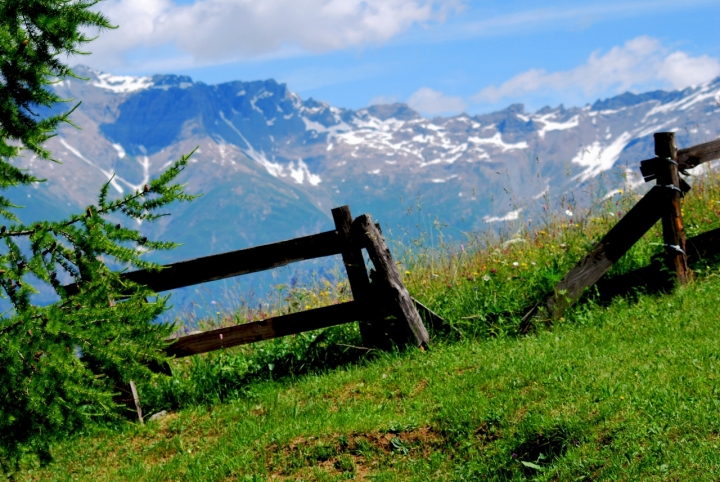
xmin=512 ymin=425 xmax=577 ymax=476
xmin=520 ymin=237 xmax=720 ymax=334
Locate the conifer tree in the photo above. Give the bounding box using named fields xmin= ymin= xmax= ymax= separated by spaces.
xmin=0 ymin=0 xmax=194 ymax=472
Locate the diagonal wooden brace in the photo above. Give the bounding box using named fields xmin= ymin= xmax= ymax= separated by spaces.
xmin=521 ymin=186 xmax=666 ymax=329
xmin=352 ymin=214 xmax=429 ymax=348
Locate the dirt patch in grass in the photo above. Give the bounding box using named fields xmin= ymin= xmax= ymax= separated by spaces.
xmin=326 ymin=381 xmax=372 ymax=405
xmin=456 ymin=364 xmax=480 ymax=375
xmin=475 ymin=421 xmax=503 ymax=445
xmin=410 ymin=378 xmax=429 ymax=397
xmin=267 ymin=425 xmax=444 ymax=479
xmin=249 ymin=405 xmax=267 ymax=417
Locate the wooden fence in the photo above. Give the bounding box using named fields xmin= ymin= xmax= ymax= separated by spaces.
xmin=521 ymin=132 xmax=720 ymax=330
xmin=67 ymin=206 xmax=435 ymax=355
xmin=71 ymin=207 xmax=439 ymax=421
xmin=91 ymin=131 xmax=720 ymax=421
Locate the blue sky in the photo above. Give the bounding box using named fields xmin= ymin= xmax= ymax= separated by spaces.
xmin=87 ymin=0 xmax=720 ymax=116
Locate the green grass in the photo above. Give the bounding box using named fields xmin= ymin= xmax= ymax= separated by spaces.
xmin=10 ymin=170 xmax=720 ymax=480
xmin=16 ymin=273 xmax=720 ymax=480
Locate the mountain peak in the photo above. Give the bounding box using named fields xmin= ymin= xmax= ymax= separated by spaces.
xmin=365 ymin=103 xmax=420 ymax=121
xmin=151 ymin=74 xmax=195 ymax=90
xmin=71 ymin=65 xmax=153 ymax=94
xmin=590 ymin=89 xmax=680 ymax=111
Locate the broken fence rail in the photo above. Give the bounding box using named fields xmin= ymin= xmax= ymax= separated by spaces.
xmin=522 ymin=133 xmax=720 ymax=330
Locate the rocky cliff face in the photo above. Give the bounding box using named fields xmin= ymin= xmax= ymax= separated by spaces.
xmin=14 ymin=66 xmax=720 ymax=267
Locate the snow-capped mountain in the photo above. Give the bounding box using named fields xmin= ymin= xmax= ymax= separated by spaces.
xmin=15 ymin=66 xmax=720 ymax=265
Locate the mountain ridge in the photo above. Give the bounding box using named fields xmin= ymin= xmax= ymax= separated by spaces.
xmin=15 ymin=66 xmax=720 ymax=262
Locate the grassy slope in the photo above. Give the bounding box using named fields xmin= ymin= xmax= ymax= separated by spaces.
xmin=14 ymin=171 xmax=720 ymax=480
xmin=20 ymin=274 xmax=720 ymax=481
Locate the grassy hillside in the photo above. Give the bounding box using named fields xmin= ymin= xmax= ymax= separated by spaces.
xmin=12 ymin=168 xmax=720 ymax=480
xmin=18 ymin=276 xmax=720 ymax=480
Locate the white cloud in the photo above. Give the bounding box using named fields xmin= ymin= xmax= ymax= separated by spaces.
xmin=89 ymin=0 xmax=461 ymax=69
xmin=407 ymin=87 xmax=467 ymax=115
xmin=474 ymin=36 xmax=720 ymax=104
xmin=661 ymin=51 xmax=720 ymax=88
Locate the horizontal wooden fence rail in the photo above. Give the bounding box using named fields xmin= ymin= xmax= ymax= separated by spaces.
xmin=66 ymin=205 xmax=432 ymax=354
xmin=685 ymin=225 xmax=720 ymax=259
xmin=74 ymin=204 xmax=436 ymax=423
xmin=641 ymin=137 xmax=720 ymax=182
xmin=166 ymin=301 xmax=362 ymax=357
xmin=677 ymin=137 xmax=720 ymax=170
xmin=65 ymin=229 xmax=342 ymax=296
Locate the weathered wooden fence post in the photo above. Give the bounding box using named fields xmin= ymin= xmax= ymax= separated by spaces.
xmin=331 ymin=206 xmax=376 ymax=345
xmin=654 ymin=132 xmax=690 ymax=284
xmin=353 ymin=214 xmax=430 ymax=348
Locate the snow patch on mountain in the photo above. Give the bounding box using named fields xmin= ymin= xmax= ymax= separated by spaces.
xmin=644 ymin=82 xmax=720 ymax=120
xmin=116 ymin=156 xmax=151 ymax=193
xmin=288 ymin=159 xmax=322 ymax=186
xmin=468 ymin=132 xmax=528 ymax=152
xmin=219 ymin=111 xmax=284 ymax=176
xmin=92 ymin=72 xmax=153 ymax=93
xmin=302 ymin=117 xmax=351 ymax=134
xmin=431 ymin=174 xmax=458 ymax=183
xmin=571 ymin=131 xmax=633 ymax=182
xmin=219 ymin=111 xmax=322 ymax=185
xmin=250 ymin=91 xmax=273 ymax=114
xmin=535 ymin=114 xmax=580 ymax=139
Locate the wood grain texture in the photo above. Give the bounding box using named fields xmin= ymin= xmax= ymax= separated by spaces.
xmin=352 ymin=214 xmax=429 ymax=347
xmin=641 ymin=138 xmax=720 ymax=182
xmin=331 ymin=206 xmax=377 ymax=345
xmin=64 ymin=230 xmax=342 ymax=295
xmin=331 ymin=206 xmax=371 ymax=304
xmin=678 ymin=137 xmax=720 ymax=170
xmin=129 ymin=381 xmax=144 ymax=425
xmin=165 ymin=301 xmax=360 ymax=357
xmin=655 ymin=132 xmax=689 ymax=284
xmin=543 ymin=186 xmax=665 ymax=318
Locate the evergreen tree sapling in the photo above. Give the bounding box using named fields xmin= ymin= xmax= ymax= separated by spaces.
xmin=0 ymin=0 xmax=195 ymax=470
